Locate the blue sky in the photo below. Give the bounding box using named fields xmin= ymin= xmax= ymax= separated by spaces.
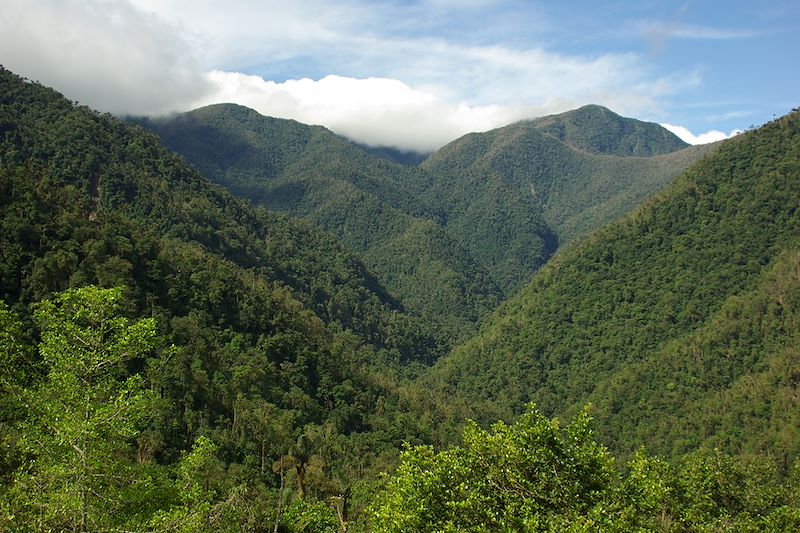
xmin=1 ymin=0 xmax=797 ymax=151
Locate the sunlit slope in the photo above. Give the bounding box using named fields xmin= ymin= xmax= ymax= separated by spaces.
xmin=530 ymin=104 xmax=689 ymax=156
xmin=142 ymin=104 xmax=504 ymax=343
xmin=418 ymin=110 xmax=714 ymax=290
xmin=427 ymin=109 xmax=800 ymax=461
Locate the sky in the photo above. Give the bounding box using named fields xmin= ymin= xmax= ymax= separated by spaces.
xmin=1 ymin=0 xmax=797 ymax=153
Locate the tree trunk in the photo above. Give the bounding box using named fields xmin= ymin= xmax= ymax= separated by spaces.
xmin=273 ymin=456 xmax=287 ymax=533
xmin=296 ymin=463 xmax=306 ymax=500
xmin=261 ymin=440 xmax=266 ymax=476
xmin=333 ymin=491 xmax=349 ymax=533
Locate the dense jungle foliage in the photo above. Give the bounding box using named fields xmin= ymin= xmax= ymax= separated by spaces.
xmin=427 ymin=107 xmax=800 ymax=467
xmin=139 ymin=103 xmax=711 ymax=337
xmin=1 ymin=66 xmax=798 ymax=531
xmin=0 ymin=67 xmax=445 ymax=531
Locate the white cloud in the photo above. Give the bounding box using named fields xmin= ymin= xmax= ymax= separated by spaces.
xmin=194 ymin=71 xmax=520 ymax=152
xmin=128 ymin=0 xmax=374 ymax=68
xmin=193 ymin=62 xmax=702 ymax=152
xmin=0 ymin=0 xmax=738 ymax=152
xmin=124 ymin=1 xmax=683 ymax=118
xmin=184 ymin=30 xmax=702 ymax=151
xmin=638 ymin=21 xmax=756 ymax=41
xmin=660 ymin=123 xmax=743 ymax=145
xmin=0 ymin=0 xmax=211 ymax=115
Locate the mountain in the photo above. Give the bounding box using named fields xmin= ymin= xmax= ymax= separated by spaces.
xmin=138 ymin=104 xmax=504 ymax=343
xmin=3 ymin=65 xmax=797 ymax=531
xmin=416 ymin=115 xmax=715 ymax=291
xmin=424 ymin=108 xmax=800 ymax=465
xmin=142 ymin=103 xmax=713 ymax=306
xmin=0 ymin=65 xmax=446 ymax=489
xmin=530 ymin=104 xmax=690 ymax=156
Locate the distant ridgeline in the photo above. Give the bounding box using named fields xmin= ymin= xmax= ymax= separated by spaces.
xmin=138 ymin=102 xmax=712 ymax=344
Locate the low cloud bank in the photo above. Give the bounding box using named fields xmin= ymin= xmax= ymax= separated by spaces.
xmin=192 ymin=71 xmax=526 ymax=152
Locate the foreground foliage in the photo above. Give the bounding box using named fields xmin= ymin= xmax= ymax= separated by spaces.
xmin=3 ymin=291 xmax=797 ymax=531
xmin=0 ymin=287 xmax=351 ymax=531
xmin=370 ymin=405 xmax=800 ymax=532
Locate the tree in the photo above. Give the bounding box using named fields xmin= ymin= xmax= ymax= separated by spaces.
xmin=0 ymin=300 xmax=35 ymax=507
xmin=369 ymin=404 xmax=616 ymax=532
xmin=369 ymin=406 xmax=800 ymax=532
xmin=6 ymin=286 xmax=158 ymax=531
xmin=147 ymin=435 xmax=225 ymax=532
xmin=0 ymin=300 xmax=34 ymax=394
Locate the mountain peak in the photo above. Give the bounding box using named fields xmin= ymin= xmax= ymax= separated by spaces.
xmin=531 ymin=105 xmax=689 ymax=156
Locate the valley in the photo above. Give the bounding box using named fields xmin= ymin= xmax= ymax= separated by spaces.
xmin=1 ymin=66 xmax=798 ymax=531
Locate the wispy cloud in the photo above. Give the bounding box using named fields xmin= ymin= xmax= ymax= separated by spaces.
xmin=129 ymin=0 xmax=370 ymax=69
xmin=638 ymin=21 xmax=757 ymax=40
xmin=707 ymin=110 xmax=754 ymax=122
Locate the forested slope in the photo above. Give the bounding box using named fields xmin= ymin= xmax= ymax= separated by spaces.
xmin=0 ymin=67 xmax=441 ymax=529
xmin=427 ymin=108 xmax=800 ymax=464
xmin=417 ymin=112 xmax=714 ymax=291
xmin=591 ymin=243 xmax=800 ymax=465
xmin=530 ymin=104 xmax=689 ymax=156
xmin=139 ymin=104 xmax=503 ymax=344
xmin=144 ymin=103 xmax=712 ymax=306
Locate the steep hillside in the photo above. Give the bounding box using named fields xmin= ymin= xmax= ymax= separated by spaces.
xmin=418 ymin=119 xmax=714 ymax=291
xmin=137 ymin=104 xmax=424 ymax=216
xmin=591 ymin=244 xmax=800 ymax=464
xmin=0 ymin=75 xmax=436 ymax=355
xmin=146 ymin=104 xmax=709 ymax=302
xmin=140 ymin=105 xmax=503 ymax=343
xmin=530 ymin=104 xmax=689 ymax=156
xmin=0 ymin=66 xmax=441 ymax=487
xmin=426 ymin=109 xmax=800 ymax=464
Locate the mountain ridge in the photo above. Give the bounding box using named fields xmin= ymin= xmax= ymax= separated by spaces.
xmin=529 ymin=104 xmax=690 ymax=156
xmin=415 ymin=114 xmax=716 ymax=288
xmin=423 ymin=108 xmax=800 ymax=463
xmin=142 ymin=101 xmax=714 ymax=302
